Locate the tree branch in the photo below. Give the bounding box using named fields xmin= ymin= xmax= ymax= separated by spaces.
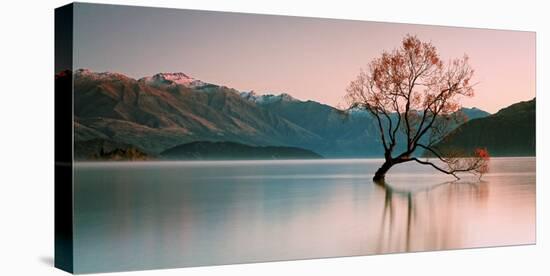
xmin=410 ymin=157 xmax=460 ymax=180
xmin=368 ymin=107 xmax=390 ymax=152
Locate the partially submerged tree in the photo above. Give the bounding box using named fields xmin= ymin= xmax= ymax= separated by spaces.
xmin=346 ymin=35 xmax=489 ymax=182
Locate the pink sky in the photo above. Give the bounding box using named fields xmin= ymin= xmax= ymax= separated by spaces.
xmin=75 ymin=4 xmax=536 ymax=113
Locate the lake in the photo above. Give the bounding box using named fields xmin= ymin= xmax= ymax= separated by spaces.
xmin=73 ymin=157 xmax=535 ymax=273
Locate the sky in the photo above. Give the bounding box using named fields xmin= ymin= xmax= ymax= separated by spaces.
xmin=74 ymin=3 xmax=536 ymax=113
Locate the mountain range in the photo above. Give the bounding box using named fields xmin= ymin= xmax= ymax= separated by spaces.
xmin=64 ymin=69 xmax=531 ymax=160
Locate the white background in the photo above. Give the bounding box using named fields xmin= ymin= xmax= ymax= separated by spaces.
xmin=0 ymin=0 xmax=548 ymax=275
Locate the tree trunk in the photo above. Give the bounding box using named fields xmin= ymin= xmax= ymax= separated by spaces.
xmin=373 ymin=160 xmax=394 ymax=182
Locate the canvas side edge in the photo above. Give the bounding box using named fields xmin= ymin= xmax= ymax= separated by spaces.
xmin=54 ymin=3 xmax=75 ymax=274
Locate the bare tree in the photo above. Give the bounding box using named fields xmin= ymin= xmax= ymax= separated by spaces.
xmin=345 ymin=35 xmax=489 ymax=182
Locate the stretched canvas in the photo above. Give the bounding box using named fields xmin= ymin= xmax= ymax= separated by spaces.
xmin=55 ymin=3 xmax=536 ymax=274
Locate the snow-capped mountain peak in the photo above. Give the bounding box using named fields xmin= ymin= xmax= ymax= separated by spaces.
xmin=240 ymin=91 xmax=299 ymax=104
xmin=140 ymin=72 xmax=206 ymax=88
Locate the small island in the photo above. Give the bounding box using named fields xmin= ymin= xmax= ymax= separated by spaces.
xmin=160 ymin=141 xmax=323 ymax=160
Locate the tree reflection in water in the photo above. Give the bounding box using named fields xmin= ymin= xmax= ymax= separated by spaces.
xmin=373 ymin=179 xmax=489 ymax=253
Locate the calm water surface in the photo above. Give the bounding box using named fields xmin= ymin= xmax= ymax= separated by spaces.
xmin=74 ymin=157 xmax=535 ymax=273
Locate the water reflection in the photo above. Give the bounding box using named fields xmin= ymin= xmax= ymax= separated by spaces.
xmin=373 ymin=179 xmax=490 ymax=253
xmin=73 ymin=158 xmax=534 ymax=273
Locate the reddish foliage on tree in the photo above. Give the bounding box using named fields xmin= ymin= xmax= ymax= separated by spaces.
xmin=474 ymin=148 xmax=490 ymax=176
xmin=345 ymin=35 xmax=489 ymax=181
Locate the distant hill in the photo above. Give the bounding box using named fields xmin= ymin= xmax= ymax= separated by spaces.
xmin=161 ymin=141 xmax=323 ymax=160
xmin=245 ymin=91 xmax=382 ymax=156
xmin=432 ymin=98 xmax=535 ymax=156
